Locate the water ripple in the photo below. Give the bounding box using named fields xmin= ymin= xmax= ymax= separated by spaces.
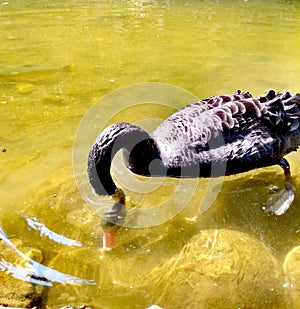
xmin=0 ymin=225 xmax=95 ymax=286
xmin=25 ymin=216 xmax=82 ymax=247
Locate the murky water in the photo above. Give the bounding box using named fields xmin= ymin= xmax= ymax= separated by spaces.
xmin=1 ymin=0 xmax=300 ymax=308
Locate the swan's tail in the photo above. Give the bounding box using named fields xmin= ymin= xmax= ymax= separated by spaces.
xmin=262 ymin=90 xmax=300 ymax=132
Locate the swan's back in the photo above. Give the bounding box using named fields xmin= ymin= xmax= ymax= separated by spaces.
xmin=151 ymin=90 xmax=300 ymax=174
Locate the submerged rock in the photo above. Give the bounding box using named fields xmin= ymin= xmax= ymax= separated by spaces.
xmin=148 ymin=229 xmax=287 ymax=309
xmin=0 ymin=239 xmax=44 ymax=308
xmin=283 ymin=245 xmax=300 ymax=308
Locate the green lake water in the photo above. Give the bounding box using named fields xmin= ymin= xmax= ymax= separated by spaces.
xmin=1 ymin=0 xmax=300 ymax=308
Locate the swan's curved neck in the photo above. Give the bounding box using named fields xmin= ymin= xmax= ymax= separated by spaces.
xmin=87 ymin=122 xmax=159 ymax=196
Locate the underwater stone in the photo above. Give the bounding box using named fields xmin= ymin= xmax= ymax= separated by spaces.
xmin=149 ymin=229 xmax=287 ymax=309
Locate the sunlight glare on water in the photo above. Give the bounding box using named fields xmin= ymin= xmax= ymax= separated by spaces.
xmin=0 ymin=0 xmax=300 ymax=308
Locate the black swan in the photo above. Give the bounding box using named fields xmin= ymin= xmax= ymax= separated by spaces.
xmin=87 ymin=90 xmax=300 ymax=249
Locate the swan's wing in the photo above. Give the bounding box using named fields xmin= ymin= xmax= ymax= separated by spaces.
xmin=151 ymin=91 xmax=267 ymax=169
xmin=199 ymin=124 xmax=277 ymax=175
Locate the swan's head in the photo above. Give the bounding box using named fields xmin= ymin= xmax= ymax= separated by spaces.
xmin=87 ymin=122 xmax=160 ymax=249
xmin=87 ymin=122 xmax=160 ymax=195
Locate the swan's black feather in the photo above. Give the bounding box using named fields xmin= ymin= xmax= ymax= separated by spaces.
xmin=150 ymin=90 xmax=300 ymax=173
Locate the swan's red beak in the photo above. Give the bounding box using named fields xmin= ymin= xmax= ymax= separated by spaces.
xmin=102 ymin=230 xmax=116 ymax=251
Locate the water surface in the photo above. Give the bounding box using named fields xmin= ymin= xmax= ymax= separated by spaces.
xmin=1 ymin=0 xmax=300 ymax=308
